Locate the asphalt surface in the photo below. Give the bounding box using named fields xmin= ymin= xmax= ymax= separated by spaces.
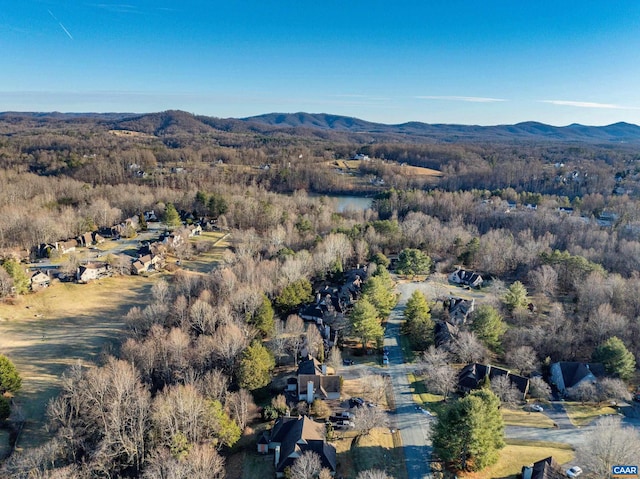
xmin=385 ymin=281 xmax=435 ymax=479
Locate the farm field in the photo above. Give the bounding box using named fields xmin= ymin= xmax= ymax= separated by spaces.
xmin=0 ymin=275 xmax=155 ymax=449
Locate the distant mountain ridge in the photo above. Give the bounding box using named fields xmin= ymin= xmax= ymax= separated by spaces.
xmin=2 ymin=110 xmax=640 ymax=144
xmin=242 ymin=112 xmax=640 ymax=143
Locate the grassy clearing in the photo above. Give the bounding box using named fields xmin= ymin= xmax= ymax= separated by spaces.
xmin=407 ymin=372 xmax=445 ymax=411
xmin=563 ymin=402 xmax=618 ymax=426
xmin=501 ymin=408 xmax=556 ymax=428
xmin=181 ymin=231 xmax=230 ymax=273
xmin=353 ymin=428 xmax=408 ymax=479
xmin=0 ymin=275 xmax=154 ymax=449
xmin=458 ymin=439 xmax=574 ymax=479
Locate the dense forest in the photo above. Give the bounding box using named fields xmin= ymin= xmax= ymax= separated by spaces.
xmin=2 ymin=111 xmax=640 ymax=477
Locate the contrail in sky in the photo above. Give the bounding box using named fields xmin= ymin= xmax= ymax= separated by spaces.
xmin=48 ymin=9 xmax=74 ymax=40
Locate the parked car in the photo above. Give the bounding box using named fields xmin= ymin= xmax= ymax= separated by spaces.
xmin=343 ymin=359 xmax=355 ymax=366
xmin=335 ymin=411 xmax=354 ymax=419
xmin=382 ymin=355 xmax=389 ymax=366
xmin=530 ymin=404 xmax=544 ymax=412
xmin=383 ymin=347 xmax=389 ymax=355
xmin=566 ymin=466 xmax=583 ymax=478
xmin=333 ymin=420 xmax=355 ymax=429
xmin=349 ymin=397 xmax=365 ymax=408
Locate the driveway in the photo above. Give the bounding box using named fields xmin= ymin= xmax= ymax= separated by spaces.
xmin=385 ymin=281 xmax=435 ymax=479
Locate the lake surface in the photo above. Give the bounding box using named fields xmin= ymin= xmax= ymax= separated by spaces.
xmin=312 ymin=194 xmax=374 ymax=212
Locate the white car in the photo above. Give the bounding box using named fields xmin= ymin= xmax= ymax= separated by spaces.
xmin=530 ymin=404 xmax=544 ymax=412
xmin=566 ymin=466 xmax=583 ymax=478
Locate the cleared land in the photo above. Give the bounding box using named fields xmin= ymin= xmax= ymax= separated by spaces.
xmin=0 ymin=276 xmax=154 ymax=449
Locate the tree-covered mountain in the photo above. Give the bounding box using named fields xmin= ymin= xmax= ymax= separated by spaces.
xmin=2 ymin=110 xmax=640 ymax=144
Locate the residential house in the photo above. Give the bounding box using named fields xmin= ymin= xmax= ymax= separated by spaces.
xmin=59 ymin=239 xmax=78 ymax=254
xmin=161 ymin=232 xmax=185 ymax=249
xmin=434 ymin=320 xmax=459 ymax=347
xmin=549 ymin=361 xmax=605 ymax=397
xmin=186 ymin=224 xmax=203 ymax=237
xmin=30 ymin=270 xmax=50 ymax=291
xmin=458 ymin=363 xmax=529 ymax=400
xmin=521 ymin=456 xmax=564 ymax=479
xmin=131 ymin=254 xmax=163 ymax=275
xmin=77 ymin=232 xmax=94 ymax=248
xmin=446 ymin=297 xmax=475 ymax=325
xmin=260 ymin=415 xmax=336 ymax=478
xmin=76 ymin=263 xmax=111 ymax=283
xmin=92 ymin=232 xmax=105 ymax=244
xmin=296 ymin=355 xmax=341 ymax=402
xmin=448 ymin=268 xmax=483 ymax=288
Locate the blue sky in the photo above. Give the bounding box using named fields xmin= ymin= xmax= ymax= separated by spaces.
xmin=2 ymin=1 xmax=640 ymax=125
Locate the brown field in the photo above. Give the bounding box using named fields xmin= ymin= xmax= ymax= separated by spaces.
xmin=0 ymin=275 xmax=155 ymax=449
xmin=328 ymin=159 xmax=443 ymax=177
xmin=108 ymin=129 xmax=155 ymax=139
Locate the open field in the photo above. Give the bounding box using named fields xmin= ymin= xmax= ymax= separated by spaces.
xmin=458 ymin=439 xmax=574 ymax=479
xmin=0 ymin=275 xmax=154 ymax=449
xmin=563 ymin=402 xmax=618 ymax=426
xmin=181 ymin=231 xmax=230 ymax=273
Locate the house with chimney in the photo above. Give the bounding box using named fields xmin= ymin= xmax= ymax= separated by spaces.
xmin=258 ymin=415 xmax=336 ymax=477
xmin=296 ymin=355 xmax=341 ymax=402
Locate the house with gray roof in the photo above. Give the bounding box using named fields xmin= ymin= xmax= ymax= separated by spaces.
xmin=262 ymin=415 xmax=336 ymax=477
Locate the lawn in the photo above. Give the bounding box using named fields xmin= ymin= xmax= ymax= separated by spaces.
xmin=563 ymin=402 xmax=618 ymax=426
xmin=458 ymin=439 xmax=574 ymax=479
xmin=407 ymin=372 xmax=445 ymax=412
xmin=0 ymin=275 xmax=154 ymax=449
xmin=501 ymin=408 xmax=556 ymax=428
xmin=332 ymin=428 xmax=407 ymax=479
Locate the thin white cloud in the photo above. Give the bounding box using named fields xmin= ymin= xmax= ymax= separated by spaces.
xmin=416 ymin=95 xmax=507 ymax=103
xmin=540 ymin=100 xmax=639 ymax=110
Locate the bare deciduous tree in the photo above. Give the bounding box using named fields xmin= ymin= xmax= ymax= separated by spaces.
xmin=447 ymin=331 xmax=487 ymax=364
xmin=289 ymin=450 xmax=323 ymax=479
xmin=528 ymin=265 xmax=558 ymax=296
xmin=195 ymin=369 xmax=229 ymax=403
xmin=417 ymin=346 xmax=457 ymax=399
xmin=576 ymin=416 xmax=640 ymax=477
xmin=596 ymin=377 xmax=632 ymax=405
xmin=567 ymin=381 xmax=597 ymax=404
xmin=357 ymin=470 xmax=394 ymax=479
xmin=189 ymin=299 xmax=217 ymax=335
xmin=326 ymin=346 xmax=342 ymax=373
xmin=490 ymin=375 xmax=521 ymax=407
xmin=505 ymin=345 xmax=539 ymax=375
xmin=528 ymin=376 xmax=552 ymax=400
xmin=151 ymin=279 xmax=171 ymax=305
xmin=353 ymin=406 xmax=388 ymax=437
xmin=226 ymin=388 xmax=256 ymax=431
xmin=362 ymin=374 xmax=387 ymax=405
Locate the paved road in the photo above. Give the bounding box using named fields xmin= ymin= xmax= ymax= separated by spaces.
xmin=385 ymin=281 xmax=435 ymax=479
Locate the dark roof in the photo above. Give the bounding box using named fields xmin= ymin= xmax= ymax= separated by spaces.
xmin=558 ymin=362 xmax=605 ymax=388
xmin=434 ymin=320 xmax=459 ymax=346
xmin=257 ymin=432 xmax=269 ymax=445
xmin=458 ymin=363 xmax=529 ymax=396
xmin=269 ymin=416 xmax=335 ymax=473
xmin=299 ymin=304 xmax=325 ymax=319
xmin=297 ymin=355 xmax=323 ymax=376
xmin=526 ymin=456 xmax=564 ymax=479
